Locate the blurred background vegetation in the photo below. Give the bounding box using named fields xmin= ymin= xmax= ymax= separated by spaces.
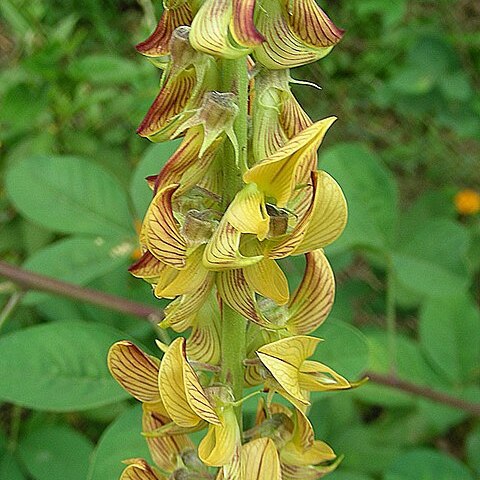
xmin=0 ymin=1 xmax=479 ymax=479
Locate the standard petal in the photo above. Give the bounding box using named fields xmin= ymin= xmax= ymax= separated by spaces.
xmin=137 ymin=69 xmax=196 ymax=140
xmin=231 ymin=0 xmax=265 ymax=47
xmin=253 ymin=1 xmax=338 ymax=69
xmin=155 ymin=248 xmax=209 ymax=297
xmin=190 ymin=0 xmax=250 ymax=59
xmin=293 ymin=171 xmax=348 ymax=254
xmin=244 ymin=118 xmax=336 ymax=207
xmin=286 ymin=250 xmax=335 ymax=335
xmin=158 ymin=338 xmax=202 ymax=427
xmin=107 ymin=341 xmax=160 ymax=403
xmin=289 ymin=0 xmax=344 ymax=49
xmin=144 ymin=184 xmax=188 ymax=268
xmin=129 ymin=251 xmax=176 ymax=283
xmin=120 ymin=459 xmax=164 ymax=480
xmin=142 ymin=407 xmax=194 ymax=472
xmin=136 ymin=1 xmax=193 ymax=57
xmin=281 ymin=457 xmax=341 ymax=480
xmin=186 ymin=292 xmax=222 ymax=365
xmin=160 ymin=272 xmax=215 ymax=332
xmin=242 ymin=438 xmax=282 ymax=480
xmin=217 ymin=270 xmax=274 ymax=328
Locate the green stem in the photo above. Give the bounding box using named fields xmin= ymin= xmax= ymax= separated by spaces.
xmin=218 ymin=58 xmax=249 ymax=426
xmin=220 ymin=303 xmax=247 ymax=419
xmin=220 ymin=57 xmax=249 ymax=206
xmin=386 ymin=259 xmax=397 ymax=373
xmin=0 ymin=291 xmax=23 ymax=333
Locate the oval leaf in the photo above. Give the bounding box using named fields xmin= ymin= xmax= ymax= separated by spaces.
xmin=18 ymin=425 xmax=93 ymax=480
xmin=6 ymin=155 xmax=134 ymax=238
xmin=0 ymin=322 xmax=133 ymax=411
xmin=88 ymin=405 xmax=151 ymax=480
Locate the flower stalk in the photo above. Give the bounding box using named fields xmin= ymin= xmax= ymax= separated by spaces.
xmin=108 ymin=2 xmax=361 ymax=478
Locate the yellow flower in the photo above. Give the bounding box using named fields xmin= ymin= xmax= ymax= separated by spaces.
xmin=256 ymin=336 xmax=353 ymax=408
xmin=159 ymin=338 xmax=241 ymax=468
xmin=189 ymin=0 xmax=343 ymax=68
xmin=107 ymin=342 xmax=196 ymax=477
xmin=455 ymin=188 xmax=480 ymax=216
xmin=251 ymin=68 xmax=313 ymax=165
xmin=137 ymin=27 xmax=218 ymax=142
xmin=242 ymin=438 xmax=282 ymax=479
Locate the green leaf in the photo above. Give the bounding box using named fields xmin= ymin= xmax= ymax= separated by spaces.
xmin=68 ymin=54 xmax=147 ymax=85
xmin=18 ymin=425 xmax=93 ymax=480
xmin=466 ymin=423 xmax=480 ymax=476
xmin=0 ymin=434 xmax=25 ymax=480
xmin=354 ymin=330 xmax=441 ymax=408
xmin=313 ymin=319 xmax=369 ymax=380
xmin=385 ymin=448 xmax=474 ymax=480
xmin=320 ymin=143 xmax=398 ymax=253
xmin=419 ymin=293 xmax=480 ymax=384
xmin=5 ymin=155 xmax=134 ymax=238
xmin=392 ymin=219 xmax=470 ymax=298
xmin=130 ymin=140 xmax=182 ymax=219
xmin=329 ymin=470 xmax=373 ymax=480
xmin=0 ymin=321 xmax=132 ymax=411
xmin=22 ymin=236 xmax=133 ymax=305
xmin=88 ymin=405 xmax=151 ymax=480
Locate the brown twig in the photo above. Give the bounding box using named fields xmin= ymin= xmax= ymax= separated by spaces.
xmin=0 ymin=260 xmax=164 ymax=324
xmin=1 ymin=260 xmax=480 ymax=417
xmin=366 ymin=371 xmax=480 ymax=417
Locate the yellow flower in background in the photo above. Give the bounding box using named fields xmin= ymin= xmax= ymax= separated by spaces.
xmin=455 ymin=188 xmax=480 ymax=216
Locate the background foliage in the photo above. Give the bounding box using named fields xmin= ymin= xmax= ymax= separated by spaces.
xmin=0 ymin=0 xmax=479 ymax=479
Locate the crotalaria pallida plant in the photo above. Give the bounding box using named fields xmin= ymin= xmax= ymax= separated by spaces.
xmin=108 ymin=1 xmax=360 ymax=478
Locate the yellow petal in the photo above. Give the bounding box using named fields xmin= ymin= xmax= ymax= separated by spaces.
xmin=231 ymin=0 xmax=265 ymax=47
xmin=299 ymin=360 xmax=351 ymax=392
xmin=107 ymin=342 xmax=160 ymax=403
xmin=136 ymin=1 xmax=193 ymax=57
xmin=244 ymin=118 xmax=336 ymax=208
xmin=160 ymin=338 xmax=220 ymax=428
xmin=198 ymin=408 xmax=240 ymax=466
xmin=244 ymin=257 xmax=289 ymax=305
xmin=266 ymin=171 xmax=318 ymax=259
xmin=190 ymin=0 xmax=250 ymax=59
xmin=294 ymin=170 xmax=348 ymax=254
xmin=129 ymin=251 xmax=176 ymax=284
xmin=155 ymin=248 xmax=209 ymax=297
xmin=253 ymin=1 xmax=335 ymax=70
xmin=286 ymin=250 xmax=335 ymax=335
xmin=289 ymin=0 xmax=344 ymax=49
xmin=158 ymin=338 xmax=202 ymax=427
xmin=160 ymin=272 xmax=215 ymax=332
xmin=280 ymin=456 xmax=341 ymax=480
xmin=282 ymin=438 xmax=336 ymax=468
xmin=225 ymin=184 xmax=270 ymax=241
xmin=203 ymin=217 xmax=263 ymax=270
xmin=142 ymin=407 xmax=194 ymax=473
xmin=144 ymin=184 xmax=187 ymax=268
xmin=120 ymin=459 xmax=164 ymax=480
xmin=217 ymin=270 xmax=274 ymax=328
xmin=256 ymin=336 xmax=321 ymax=404
xmin=137 ymin=68 xmax=196 ymax=140
xmin=187 ymin=292 xmax=221 ymax=365
xmin=242 ymin=438 xmax=282 ymax=480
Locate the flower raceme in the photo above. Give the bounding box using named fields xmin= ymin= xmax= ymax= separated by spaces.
xmin=109 ymin=2 xmax=360 ymax=479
